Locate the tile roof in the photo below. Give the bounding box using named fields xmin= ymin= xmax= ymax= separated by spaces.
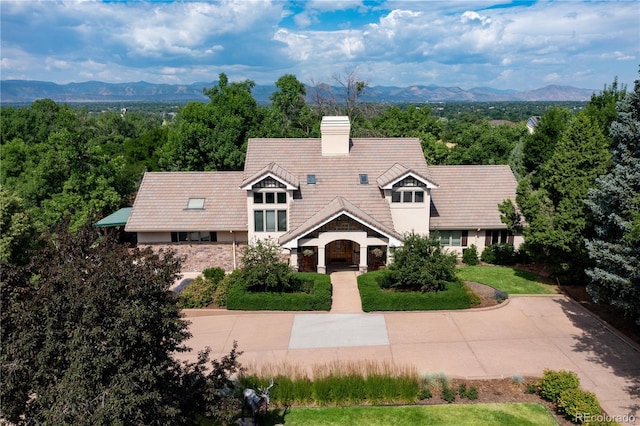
xmin=429 ymin=165 xmax=517 ymax=230
xmin=376 ymin=162 xmax=438 ymax=188
xmin=279 ymin=196 xmax=404 ymax=246
xmin=240 ymin=161 xmax=299 ymax=189
xmin=244 ymin=137 xmax=433 ymax=235
xmin=125 ymin=171 xmax=247 ymax=232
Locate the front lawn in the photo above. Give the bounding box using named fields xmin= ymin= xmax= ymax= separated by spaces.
xmin=273 ymin=403 xmax=557 ymax=426
xmin=456 ymin=266 xmax=557 ymax=294
xmin=358 ymin=270 xmax=473 ymax=312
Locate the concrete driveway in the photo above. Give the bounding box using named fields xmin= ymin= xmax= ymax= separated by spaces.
xmin=176 ymin=272 xmax=640 ymax=424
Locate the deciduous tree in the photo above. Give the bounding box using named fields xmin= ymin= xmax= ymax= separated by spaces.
xmin=1 ymin=225 xmax=243 ymax=424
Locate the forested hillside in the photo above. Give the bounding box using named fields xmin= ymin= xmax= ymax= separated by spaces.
xmin=2 ymin=72 xmax=639 ymax=321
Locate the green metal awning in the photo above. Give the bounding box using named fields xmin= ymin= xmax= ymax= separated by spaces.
xmin=95 ymin=207 xmax=132 ymax=228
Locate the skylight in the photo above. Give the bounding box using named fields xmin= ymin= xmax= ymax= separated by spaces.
xmin=186 ymin=198 xmax=205 ymax=209
xmin=307 ymin=174 xmax=316 ymax=184
xmin=359 ymin=174 xmax=369 ymax=184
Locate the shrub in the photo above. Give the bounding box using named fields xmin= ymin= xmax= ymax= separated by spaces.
xmin=465 ymin=284 xmax=482 ymax=306
xmin=384 ymin=232 xmax=457 ymax=292
xmin=203 ymin=267 xmax=225 ymax=284
xmin=465 ymin=386 xmax=478 ymax=400
xmin=525 ymin=383 xmax=538 ymax=394
xmin=441 ymin=382 xmax=456 ymax=403
xmin=176 ymin=275 xmax=217 ymax=308
xmin=212 ymin=269 xmax=240 ymax=307
xmin=557 ymin=388 xmax=601 ymax=423
xmin=462 ymin=244 xmax=479 ymax=265
xmin=494 ymin=289 xmax=509 ymax=303
xmin=418 ymin=387 xmax=432 ymax=400
xmin=456 ymin=383 xmax=478 ymax=400
xmin=241 ymin=238 xmax=298 ymax=293
xmin=481 ymin=243 xmax=516 ymax=265
xmin=539 ymin=369 xmax=580 ymax=402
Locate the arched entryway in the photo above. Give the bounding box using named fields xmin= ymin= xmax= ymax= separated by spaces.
xmin=325 ymin=239 xmax=360 ymax=272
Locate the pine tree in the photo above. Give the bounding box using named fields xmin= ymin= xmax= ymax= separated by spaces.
xmin=586 ymin=73 xmax=640 ymax=324
xmin=517 ymin=112 xmax=611 ymax=278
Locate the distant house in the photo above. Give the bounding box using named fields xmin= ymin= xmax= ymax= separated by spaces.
xmin=125 ymin=116 xmax=523 ymax=273
xmin=526 ymin=116 xmax=541 ymax=134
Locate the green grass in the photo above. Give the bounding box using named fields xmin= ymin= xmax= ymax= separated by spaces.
xmin=456 ymin=266 xmax=557 ymax=294
xmin=271 ymin=403 xmax=557 ymax=425
xmin=358 ymin=270 xmax=472 ymax=312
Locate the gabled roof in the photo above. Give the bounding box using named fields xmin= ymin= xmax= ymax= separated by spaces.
xmin=244 ymin=137 xmax=433 ymax=235
xmin=429 ymin=165 xmax=517 ymax=229
xmin=240 ymin=161 xmax=299 ymax=190
xmin=125 ymin=172 xmax=247 ymax=232
xmin=279 ymin=196 xmax=404 ymax=247
xmin=377 ymin=162 xmax=438 ymax=189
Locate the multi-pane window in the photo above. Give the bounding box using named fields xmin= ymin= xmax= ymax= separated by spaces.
xmin=392 ymin=190 xmax=424 ymax=203
xmin=437 ymin=230 xmax=468 ymax=247
xmin=171 ymin=231 xmax=217 ymax=242
xmin=254 ymin=210 xmax=287 ymax=232
xmin=391 ymin=176 xmax=426 ymax=203
xmin=254 ymin=191 xmax=286 ymax=204
xmin=485 ymin=230 xmax=514 ymax=245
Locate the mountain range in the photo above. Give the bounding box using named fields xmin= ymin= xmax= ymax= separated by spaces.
xmin=0 ymin=79 xmax=597 ymax=104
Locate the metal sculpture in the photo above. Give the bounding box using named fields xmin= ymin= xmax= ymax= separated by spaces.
xmin=242 ymin=379 xmax=274 ymax=425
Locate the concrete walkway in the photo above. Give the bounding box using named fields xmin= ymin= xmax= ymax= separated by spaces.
xmin=178 ymin=273 xmax=640 ymax=424
xmin=329 ymin=271 xmax=363 ymax=313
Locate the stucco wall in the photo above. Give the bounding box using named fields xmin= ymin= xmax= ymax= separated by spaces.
xmin=139 ymin=242 xmax=246 ymax=273
xmin=439 ymin=229 xmax=524 ymax=257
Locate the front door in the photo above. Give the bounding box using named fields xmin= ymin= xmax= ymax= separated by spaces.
xmin=326 ymin=240 xmax=358 ymax=270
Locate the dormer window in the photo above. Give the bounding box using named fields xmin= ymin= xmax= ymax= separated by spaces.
xmin=392 ymin=190 xmax=424 ymax=203
xmin=254 ymin=177 xmax=286 ymax=188
xmin=254 ymin=192 xmax=286 ymax=204
xmin=186 ymin=198 xmax=205 ymax=209
xmin=360 ymin=174 xmax=369 ymax=184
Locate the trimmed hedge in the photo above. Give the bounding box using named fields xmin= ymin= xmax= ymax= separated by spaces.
xmin=539 ymin=369 xmax=580 ymax=403
xmin=358 ymin=270 xmax=472 ymax=312
xmin=557 ymin=388 xmax=601 ymax=423
xmin=226 ymin=272 xmax=331 ymax=311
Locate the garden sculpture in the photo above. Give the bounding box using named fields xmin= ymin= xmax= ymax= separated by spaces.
xmin=242 ymin=378 xmax=274 ymax=425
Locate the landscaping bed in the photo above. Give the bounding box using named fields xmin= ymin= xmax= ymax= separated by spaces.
xmin=239 ymin=372 xmax=576 ymax=426
xmin=358 ymin=270 xmax=474 ymax=312
xmin=226 ymin=272 xmax=332 ymax=311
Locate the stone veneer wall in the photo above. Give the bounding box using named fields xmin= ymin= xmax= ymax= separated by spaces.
xmin=140 ymin=242 xmax=246 ymax=273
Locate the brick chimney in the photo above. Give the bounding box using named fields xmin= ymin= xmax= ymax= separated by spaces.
xmin=320 ymin=116 xmax=350 ymax=156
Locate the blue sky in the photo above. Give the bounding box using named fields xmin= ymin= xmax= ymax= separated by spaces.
xmin=1 ymin=0 xmax=637 ymax=90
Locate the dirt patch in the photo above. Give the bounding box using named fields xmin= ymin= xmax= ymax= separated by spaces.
xmin=465 ymin=281 xmax=502 ymax=308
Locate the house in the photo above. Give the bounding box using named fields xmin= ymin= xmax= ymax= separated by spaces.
xmin=125 ymin=116 xmax=523 ymax=273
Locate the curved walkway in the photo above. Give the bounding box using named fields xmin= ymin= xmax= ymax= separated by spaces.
xmin=178 ymin=272 xmax=640 ymax=424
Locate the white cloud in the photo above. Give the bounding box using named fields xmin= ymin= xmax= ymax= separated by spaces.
xmin=1 ymin=0 xmax=637 ymax=89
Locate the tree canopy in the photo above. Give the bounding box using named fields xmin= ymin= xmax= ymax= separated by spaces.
xmin=517 ymin=111 xmax=611 ymax=278
xmin=1 ymin=225 xmax=243 ymax=424
xmin=585 ymin=73 xmax=640 ymax=324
